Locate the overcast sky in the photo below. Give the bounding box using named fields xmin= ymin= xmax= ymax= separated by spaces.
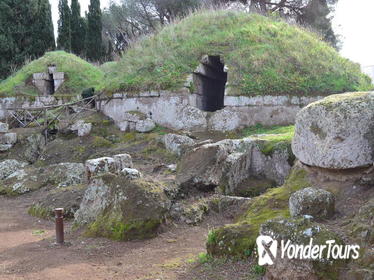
xmin=51 ymin=0 xmax=374 ymax=67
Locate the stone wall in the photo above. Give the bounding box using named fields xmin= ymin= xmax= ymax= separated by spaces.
xmin=97 ymin=91 xmax=324 ymax=132
xmin=0 ymin=91 xmax=323 ymax=131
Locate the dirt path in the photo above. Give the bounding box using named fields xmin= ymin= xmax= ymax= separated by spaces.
xmin=0 ymin=195 xmax=216 ymax=280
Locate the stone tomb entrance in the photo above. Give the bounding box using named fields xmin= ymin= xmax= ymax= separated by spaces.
xmin=193 ymin=55 xmax=227 ymax=112
xmin=32 ymin=65 xmax=64 ymax=95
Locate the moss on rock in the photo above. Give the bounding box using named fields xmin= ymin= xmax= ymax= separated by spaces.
xmin=261 ymin=217 xmax=346 ymax=280
xmin=207 ymin=163 xmax=312 ymax=257
xmin=85 ymin=210 xmax=161 ymax=241
xmin=75 ymin=173 xmax=171 ymax=241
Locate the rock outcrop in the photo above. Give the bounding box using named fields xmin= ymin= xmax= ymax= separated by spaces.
xmin=0 ymin=122 xmax=9 ymax=133
xmin=23 ymin=133 xmax=46 ymax=163
xmin=0 ymin=122 xmax=17 ymax=151
xmin=135 ymin=119 xmax=155 ymax=133
xmin=292 ymin=92 xmax=374 ymax=169
xmin=170 ymin=198 xmax=209 ymax=225
xmin=289 ymin=187 xmax=335 ymax=219
xmin=70 ymin=120 xmax=92 ymax=136
xmin=349 ymin=198 xmax=374 ymax=246
xmin=74 ymin=173 xmax=170 ymax=240
xmin=260 ymin=217 xmax=345 ymax=280
xmin=0 ymin=159 xmax=28 ymax=180
xmin=121 ymin=168 xmax=141 ymax=179
xmin=0 ymin=162 xmax=86 ymax=195
xmin=177 ymin=137 xmax=293 ymax=196
xmin=85 ymin=154 xmax=133 ymax=180
xmin=162 ymin=133 xmax=195 ymax=156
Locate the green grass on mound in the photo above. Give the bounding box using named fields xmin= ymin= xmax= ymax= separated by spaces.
xmin=101 ymin=9 xmax=372 ymax=96
xmin=0 ymin=51 xmax=104 ymax=98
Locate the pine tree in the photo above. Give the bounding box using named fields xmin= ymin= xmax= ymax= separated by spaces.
xmin=300 ymin=0 xmax=339 ymax=49
xmin=0 ymin=0 xmax=35 ymax=77
xmin=0 ymin=0 xmax=55 ymax=80
xmin=86 ymin=0 xmax=103 ymax=61
xmin=0 ymin=0 xmax=16 ymax=79
xmin=31 ymin=0 xmax=55 ymax=57
xmin=71 ymin=0 xmax=86 ymax=56
xmin=57 ymin=0 xmax=71 ymax=51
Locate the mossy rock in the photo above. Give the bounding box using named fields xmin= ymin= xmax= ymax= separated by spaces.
xmin=206 ymin=223 xmax=255 ymax=258
xmin=207 ymin=163 xmax=312 ymax=257
xmin=348 ymin=198 xmax=374 ymax=246
xmin=261 ymin=217 xmax=346 ymax=280
xmin=75 ymin=173 xmax=171 ymax=241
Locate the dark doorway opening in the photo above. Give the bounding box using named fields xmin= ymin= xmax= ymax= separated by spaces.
xmin=47 ymin=73 xmax=55 ymax=95
xmin=193 ymin=55 xmax=227 ymax=112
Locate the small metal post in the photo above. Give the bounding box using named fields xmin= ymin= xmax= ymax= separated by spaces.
xmin=54 ymin=208 xmax=64 ymax=245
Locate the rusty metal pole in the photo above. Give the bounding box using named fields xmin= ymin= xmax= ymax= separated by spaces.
xmin=54 ymin=208 xmax=64 ymax=245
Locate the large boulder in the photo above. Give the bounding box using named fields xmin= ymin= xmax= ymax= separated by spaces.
xmin=292 ymin=92 xmax=374 ymax=169
xmin=0 ymin=132 xmax=17 ymax=151
xmin=121 ymin=167 xmax=141 ymax=179
xmin=0 ymin=144 xmax=13 ymax=151
xmin=135 ymin=119 xmax=155 ymax=133
xmin=0 ymin=122 xmax=9 ymax=133
xmin=162 ymin=133 xmax=196 ymax=156
xmin=23 ymin=133 xmax=46 ymax=163
xmin=74 ymin=173 xmax=170 ymax=240
xmin=289 ymin=187 xmax=335 ymax=219
xmin=170 ymin=197 xmax=216 ymax=225
xmin=85 ymin=153 xmax=133 ymax=180
xmin=113 ymin=153 xmax=133 ymax=169
xmin=0 ymin=159 xmax=28 ymax=180
xmin=0 ymin=162 xmax=86 ymax=195
xmin=260 ymin=217 xmax=345 ymax=280
xmin=176 ymin=143 xmax=228 ymax=192
xmin=70 ymin=120 xmax=92 ymax=137
xmin=0 ymin=133 xmax=17 ymax=145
